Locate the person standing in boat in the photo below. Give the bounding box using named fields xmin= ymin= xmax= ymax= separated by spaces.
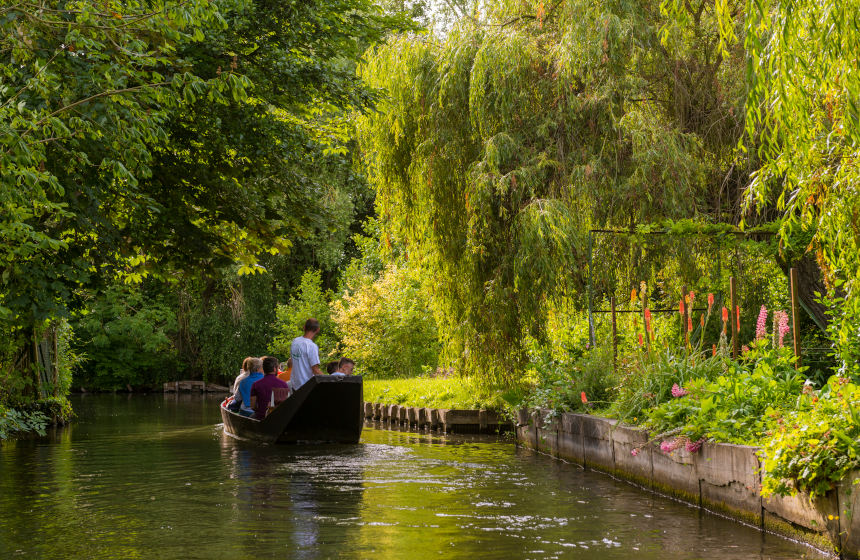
xmin=250 ymin=356 xmax=290 ymax=420
xmin=289 ymin=318 xmax=323 ymax=391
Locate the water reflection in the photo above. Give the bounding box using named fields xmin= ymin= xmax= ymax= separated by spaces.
xmin=0 ymin=395 xmax=829 ymax=559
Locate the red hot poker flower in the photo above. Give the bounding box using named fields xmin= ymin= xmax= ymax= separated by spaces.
xmin=687 ymin=316 xmax=693 ymax=332
xmin=735 ymin=305 xmax=741 ymax=331
xmin=722 ymin=306 xmax=728 ymax=322
xmin=581 ymin=391 xmax=588 ymax=404
xmin=638 ymin=333 xmax=644 ymax=346
xmin=707 ymin=293 xmax=714 ymax=309
xmin=644 ymin=308 xmax=652 ymax=332
xmin=679 ymin=299 xmax=685 ymax=316
xmin=700 ymin=314 xmax=704 ymax=327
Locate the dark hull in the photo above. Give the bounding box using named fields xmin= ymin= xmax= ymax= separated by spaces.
xmin=220 ymin=375 xmax=363 ymax=444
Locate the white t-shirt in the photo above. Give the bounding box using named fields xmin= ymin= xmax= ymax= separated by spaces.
xmin=290 ymin=336 xmax=320 ymax=390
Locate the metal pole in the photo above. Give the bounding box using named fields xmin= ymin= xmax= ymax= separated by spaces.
xmin=587 ymin=231 xmax=596 ymax=348
xmin=790 ymin=268 xmax=802 ymax=366
xmin=730 ymin=276 xmax=739 ymax=359
xmin=611 ymin=296 xmax=617 ymax=373
xmin=682 ymin=284 xmax=689 ymax=348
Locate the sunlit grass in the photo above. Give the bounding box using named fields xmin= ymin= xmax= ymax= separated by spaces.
xmin=363 ymin=376 xmax=522 ymax=411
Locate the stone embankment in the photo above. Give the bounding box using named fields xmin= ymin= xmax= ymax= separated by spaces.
xmin=362 ymin=402 xmax=512 ymax=434
xmin=517 ymin=409 xmax=860 ymax=559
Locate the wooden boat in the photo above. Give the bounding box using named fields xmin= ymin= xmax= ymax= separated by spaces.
xmin=220 ymin=375 xmax=363 ymax=444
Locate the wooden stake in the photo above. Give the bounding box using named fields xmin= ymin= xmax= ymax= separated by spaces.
xmin=790 ymin=268 xmax=802 ymax=366
xmin=730 ymin=276 xmax=739 ymax=359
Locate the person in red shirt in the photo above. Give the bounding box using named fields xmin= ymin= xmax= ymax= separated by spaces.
xmin=251 ymin=356 xmax=290 ymax=420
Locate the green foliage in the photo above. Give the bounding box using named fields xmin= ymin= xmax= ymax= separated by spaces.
xmin=609 ymin=350 xmax=727 ymax=424
xmin=271 ymin=270 xmax=339 ymax=361
xmin=646 ymin=344 xmax=805 ymax=445
xmin=356 ymin=0 xmax=749 ymax=381
xmin=760 ymin=377 xmax=860 ymax=498
xmin=190 ymin=272 xmax=277 ymax=383
xmin=521 ymin=344 xmax=616 ymax=415
xmin=73 ymin=284 xmax=181 ymax=390
xmin=0 ymin=406 xmax=49 ymax=440
xmin=331 ymin=264 xmax=440 ymax=378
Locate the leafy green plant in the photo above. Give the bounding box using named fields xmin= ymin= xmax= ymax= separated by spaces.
xmin=0 ymin=406 xmax=49 ymax=441
xmin=521 ymin=344 xmax=616 ymax=415
xmin=646 ymin=349 xmax=805 ymax=445
xmin=760 ymin=377 xmax=860 ymax=498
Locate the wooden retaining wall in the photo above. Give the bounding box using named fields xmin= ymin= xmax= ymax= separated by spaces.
xmin=517 ymin=409 xmax=860 ymax=559
xmin=362 ymin=402 xmax=512 ymax=434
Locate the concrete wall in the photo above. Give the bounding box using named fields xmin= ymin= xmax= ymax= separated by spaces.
xmin=517 ymin=409 xmax=859 ymax=559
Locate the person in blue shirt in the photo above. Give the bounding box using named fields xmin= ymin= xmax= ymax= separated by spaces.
xmin=232 ymin=357 xmax=263 ymax=417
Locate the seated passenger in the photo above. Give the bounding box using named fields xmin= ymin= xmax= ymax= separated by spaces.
xmin=277 ymin=358 xmax=292 ymax=384
xmin=233 ymin=357 xmax=264 ymax=417
xmin=332 ymin=357 xmax=355 ymax=376
xmin=230 ymin=356 xmax=255 ymax=399
xmin=251 ymin=356 xmax=290 ymax=420
xmin=325 ymin=360 xmax=339 ymax=374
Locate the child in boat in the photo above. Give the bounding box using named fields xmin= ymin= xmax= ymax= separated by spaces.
xmin=231 ymin=356 xmax=256 ymax=396
xmin=325 ymin=361 xmax=339 ymax=374
xmin=251 ymin=356 xmax=290 ymax=420
xmin=231 ymin=357 xmax=263 ymax=417
xmin=332 ymin=357 xmax=355 ymax=376
xmin=277 ymin=358 xmax=292 ymax=384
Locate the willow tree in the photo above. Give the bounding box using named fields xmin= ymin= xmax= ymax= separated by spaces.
xmin=714 ymin=0 xmax=860 ymax=376
xmin=356 ymin=0 xmax=745 ymax=382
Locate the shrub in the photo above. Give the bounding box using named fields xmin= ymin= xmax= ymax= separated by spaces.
xmin=759 ymin=376 xmax=860 ymax=498
xmin=270 ymin=269 xmax=339 ymax=361
xmin=522 ymin=344 xmax=616 ymax=415
xmin=0 ymin=405 xmax=49 ymax=440
xmin=331 ymin=264 xmax=439 ymax=378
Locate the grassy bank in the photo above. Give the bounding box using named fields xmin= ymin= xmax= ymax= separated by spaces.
xmin=363 ymin=377 xmax=514 ymax=411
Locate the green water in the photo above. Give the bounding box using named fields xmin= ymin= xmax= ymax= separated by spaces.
xmin=0 ymin=394 xmax=827 ymax=559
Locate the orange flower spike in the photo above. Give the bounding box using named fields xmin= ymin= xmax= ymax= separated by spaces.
xmin=722 ymin=306 xmax=728 ymax=322
xmin=735 ymin=305 xmax=741 ymax=331
xmin=687 ymin=316 xmax=693 ymax=332
xmin=700 ymin=314 xmax=704 ymax=327
xmin=638 ymin=333 xmax=644 ymax=346
xmin=689 ymin=291 xmax=695 ymax=302
xmin=581 ymin=391 xmax=588 ymax=404
xmin=630 ymin=289 xmax=637 ymax=303
xmin=679 ymin=299 xmax=685 ymax=316
xmin=712 ymin=343 xmax=717 ymax=356
xmin=644 ymin=308 xmax=652 ymax=332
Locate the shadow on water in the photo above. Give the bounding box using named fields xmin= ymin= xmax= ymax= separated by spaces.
xmin=0 ymin=395 xmax=831 ymax=559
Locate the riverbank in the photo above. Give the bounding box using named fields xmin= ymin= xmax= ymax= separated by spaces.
xmin=517 ymin=409 xmax=859 ymax=559
xmin=363 ymin=377 xmax=510 ymax=410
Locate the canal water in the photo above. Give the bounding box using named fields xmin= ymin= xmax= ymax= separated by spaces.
xmin=0 ymin=395 xmax=826 ymax=559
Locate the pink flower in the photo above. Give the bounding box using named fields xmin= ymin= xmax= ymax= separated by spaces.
xmin=671 ymin=383 xmax=688 ymax=398
xmin=660 ymin=439 xmax=681 ymax=453
xmin=776 ymin=311 xmax=790 ymax=347
xmin=756 ymin=305 xmax=768 ymax=340
xmin=685 ymin=438 xmax=704 ymax=453
xmin=631 ymin=448 xmax=639 ymax=457
xmin=742 ymin=344 xmax=750 ymax=354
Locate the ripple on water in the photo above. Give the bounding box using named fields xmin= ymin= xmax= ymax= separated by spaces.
xmin=0 ymin=396 xmax=833 ymax=560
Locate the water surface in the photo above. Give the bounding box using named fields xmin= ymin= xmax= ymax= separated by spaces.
xmin=0 ymin=394 xmax=827 ymax=559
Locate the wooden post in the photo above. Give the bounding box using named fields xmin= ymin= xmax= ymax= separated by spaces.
xmin=730 ymin=276 xmax=739 ymax=359
xmin=790 ymin=268 xmax=802 ymax=366
xmin=611 ymin=296 xmax=617 ymax=373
